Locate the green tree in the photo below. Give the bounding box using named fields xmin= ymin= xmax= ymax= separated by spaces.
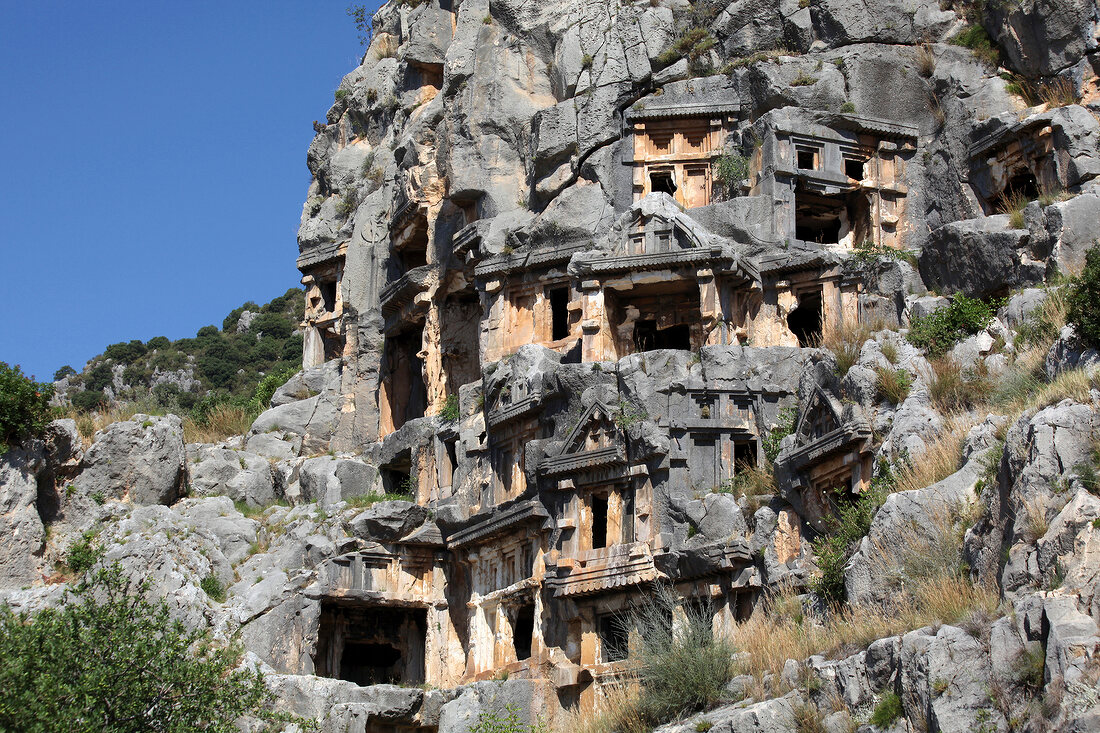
xmin=0 ymin=362 xmax=54 ymax=451
xmin=53 ymin=365 xmax=77 ymax=381
xmin=1067 ymin=245 xmax=1100 ymax=348
xmin=0 ymin=565 xmax=303 ymax=732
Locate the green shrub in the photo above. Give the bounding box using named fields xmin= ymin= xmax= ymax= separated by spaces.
xmin=763 ymin=406 xmax=797 ymax=463
xmin=146 ymin=335 xmax=171 ymax=351
xmin=839 ymin=101 xmax=856 ymax=113
xmin=0 ymin=362 xmax=54 ymax=451
xmin=628 ymin=586 xmax=735 ymax=724
xmin=712 ymin=153 xmax=749 ymax=199
xmin=85 ymin=362 xmax=114 ymax=392
xmin=469 ymin=704 xmax=542 ymax=733
xmin=907 ymin=294 xmax=1001 ymax=356
xmin=440 ymin=393 xmax=460 ymax=421
xmin=52 ymin=365 xmax=76 ymax=381
xmin=869 ymin=692 xmax=903 ymax=727
xmin=811 ymin=470 xmax=892 ymax=604
xmin=200 ymin=574 xmax=227 ymax=603
xmin=1066 ymin=245 xmax=1100 ymax=348
xmin=248 ymin=364 xmax=299 ymax=414
xmin=103 ymin=340 xmax=147 ymax=364
xmin=0 ymin=564 xmax=302 ymax=732
xmin=950 ymin=24 xmax=999 ymax=66
xmin=66 ymin=531 xmax=103 ymax=574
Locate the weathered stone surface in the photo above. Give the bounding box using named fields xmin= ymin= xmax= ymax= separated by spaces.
xmin=349 ymin=501 xmax=429 ymax=542
xmin=75 ymin=414 xmax=186 ymax=506
xmin=920 ymin=215 xmax=1045 ymax=297
xmin=0 ymin=447 xmax=46 ymax=586
xmin=187 ymin=445 xmax=277 ymax=508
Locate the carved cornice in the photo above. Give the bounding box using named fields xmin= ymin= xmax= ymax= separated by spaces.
xmin=542 ymin=445 xmax=626 ymax=477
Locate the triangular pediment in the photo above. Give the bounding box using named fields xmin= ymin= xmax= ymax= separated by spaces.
xmin=558 ymin=401 xmax=621 ymax=457
xmin=794 ymin=387 xmax=843 ymax=446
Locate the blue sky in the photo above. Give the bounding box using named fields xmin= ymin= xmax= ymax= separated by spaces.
xmin=0 ymin=1 xmax=383 ymax=382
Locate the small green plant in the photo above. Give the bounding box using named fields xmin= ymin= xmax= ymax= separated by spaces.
xmin=875 ymin=367 xmax=912 ymax=404
xmin=0 ymin=362 xmax=54 ymax=452
xmin=469 ymin=704 xmax=541 ymax=733
xmin=91 ymin=491 xmax=106 ymax=506
xmin=950 ymin=24 xmax=999 ymax=67
xmin=839 ymin=101 xmax=856 ymax=113
xmin=66 ymin=531 xmax=103 ymax=574
xmin=656 ymin=27 xmax=717 ymax=75
xmin=580 ymin=53 xmax=593 ymax=69
xmin=847 ymin=239 xmax=917 ymax=267
xmin=763 ymin=406 xmax=797 ymax=463
xmin=907 ymin=294 xmax=1003 ymax=356
xmin=335 ymin=188 xmax=360 ymax=217
xmin=1012 ymin=644 xmax=1045 ymax=690
xmin=440 ymin=393 xmax=460 ymax=421
xmin=334 ymin=88 xmax=348 ymax=101
xmin=200 ymin=574 xmax=227 ymax=603
xmin=482 ymin=13 xmax=492 ymax=24
xmin=712 ymin=153 xmax=749 ymax=199
xmin=790 ymin=71 xmax=818 ymax=87
xmin=811 ymin=470 xmax=892 ymax=604
xmin=695 ymin=720 xmax=713 ymax=732
xmin=344 ymin=492 xmax=416 ymax=509
xmin=1093 ymin=517 xmax=1100 ymax=529
xmin=1065 ymin=244 xmax=1100 ymax=348
xmin=614 ymin=400 xmax=648 ymax=430
xmin=869 ymin=692 xmax=903 ymax=727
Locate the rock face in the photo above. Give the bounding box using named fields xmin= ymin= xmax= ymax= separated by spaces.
xmin=6 ymin=0 xmax=1100 ymax=731
xmin=75 ymin=414 xmax=187 ymax=506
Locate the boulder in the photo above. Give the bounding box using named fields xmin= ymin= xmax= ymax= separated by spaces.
xmin=349 ymin=501 xmax=429 ymax=542
xmin=1045 ymin=325 xmax=1100 ymax=379
xmin=74 ymin=414 xmax=186 ymax=506
xmin=187 ymin=445 xmax=277 ymax=508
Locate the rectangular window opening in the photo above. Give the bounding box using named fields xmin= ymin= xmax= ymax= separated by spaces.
xmin=598 ymin=614 xmax=629 ymax=663
xmin=549 ymin=287 xmax=570 ymax=341
xmin=796 ymin=147 xmax=817 ymax=170
xmin=320 ymin=280 xmax=338 ymax=313
xmin=591 ymin=493 xmax=608 ymax=549
xmin=844 ymin=158 xmax=865 ymax=181
xmin=513 ymin=605 xmax=535 ymax=661
xmin=734 ymin=441 xmax=757 ymax=469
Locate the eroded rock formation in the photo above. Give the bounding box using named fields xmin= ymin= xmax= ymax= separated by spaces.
xmin=6 ymin=0 xmax=1100 ymax=730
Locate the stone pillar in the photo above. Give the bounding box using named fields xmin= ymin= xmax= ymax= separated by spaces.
xmin=303 ymin=326 xmax=325 ymax=369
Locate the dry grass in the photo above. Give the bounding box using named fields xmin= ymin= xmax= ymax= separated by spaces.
xmin=895 ymin=413 xmax=975 ymax=493
xmin=58 ymin=402 xmax=161 ymax=447
xmin=182 ymin=404 xmax=255 ymax=444
xmin=1021 ymin=497 xmax=1050 ymax=543
xmin=731 ymin=505 xmax=999 ymax=694
xmin=571 ymin=685 xmax=648 ymax=733
xmin=1039 ymin=77 xmax=1081 ymax=107
xmin=916 ymin=43 xmax=936 ymax=77
xmin=997 ymin=189 xmax=1030 ymax=229
xmin=819 ymin=320 xmax=871 ymax=377
xmin=928 ymin=358 xmax=995 ymax=412
xmin=874 ymin=367 xmax=912 ymax=404
xmin=721 ymin=461 xmax=777 ymax=514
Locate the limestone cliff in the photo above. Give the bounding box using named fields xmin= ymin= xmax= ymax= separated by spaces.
xmin=4 ymin=1 xmax=1100 ymax=731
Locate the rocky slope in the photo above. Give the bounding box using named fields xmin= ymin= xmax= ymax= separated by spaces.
xmin=4 ymin=1 xmax=1100 ymax=732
